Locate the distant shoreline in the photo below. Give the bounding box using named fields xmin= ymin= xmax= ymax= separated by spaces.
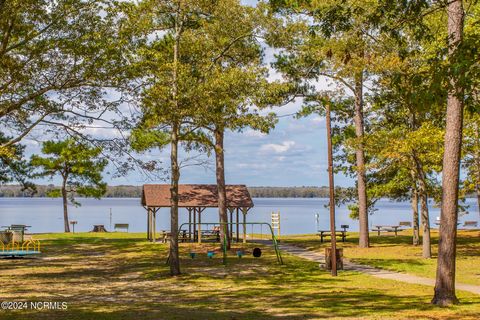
xmin=0 ymin=184 xmax=477 ymax=199
xmin=0 ymin=185 xmax=334 ymax=198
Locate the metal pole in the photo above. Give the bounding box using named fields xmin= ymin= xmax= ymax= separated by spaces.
xmin=109 ymin=208 xmax=112 ymax=231
xmin=326 ymin=103 xmax=337 ymax=276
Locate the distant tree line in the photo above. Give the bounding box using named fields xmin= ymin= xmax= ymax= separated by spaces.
xmin=0 ymin=185 xmax=142 ymax=198
xmin=248 ymin=186 xmax=331 ymax=198
xmin=0 ymin=185 xmax=337 ymax=198
xmin=1 ymin=184 xmax=476 ymax=199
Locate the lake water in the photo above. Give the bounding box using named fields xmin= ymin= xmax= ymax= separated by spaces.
xmin=0 ymin=197 xmax=478 ymax=234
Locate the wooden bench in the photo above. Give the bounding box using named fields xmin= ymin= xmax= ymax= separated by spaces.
xmin=463 ymin=221 xmax=478 ymax=228
xmin=114 ymin=223 xmax=129 ymax=232
xmin=399 ymin=221 xmax=412 ymax=227
xmin=317 ymin=230 xmax=347 ymax=243
xmin=372 ymin=225 xmax=402 ymax=236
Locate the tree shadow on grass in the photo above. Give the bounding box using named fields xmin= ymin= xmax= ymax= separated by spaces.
xmin=5 ymin=286 xmax=479 ymax=320
xmin=349 ymin=258 xmax=427 ymax=270
xmin=3 ymin=235 xmax=480 ymax=319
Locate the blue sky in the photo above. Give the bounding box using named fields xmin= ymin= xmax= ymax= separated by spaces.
xmin=107 ymin=107 xmax=354 ymax=187
xmin=22 ymin=94 xmax=354 ymax=187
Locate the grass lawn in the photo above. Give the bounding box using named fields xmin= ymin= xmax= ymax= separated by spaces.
xmin=282 ymin=229 xmax=480 ymax=286
xmin=0 ymin=232 xmax=478 ymax=319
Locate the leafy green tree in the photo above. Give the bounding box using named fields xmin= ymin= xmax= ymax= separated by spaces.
xmin=462 ymin=3 xmax=480 ymax=218
xmin=30 ymin=139 xmax=107 ymax=232
xmin=122 ymin=0 xmax=221 ymax=276
xmin=267 ymin=0 xmax=399 ymax=248
xmin=192 ymin=1 xmax=286 ymax=251
xmin=0 ymin=132 xmax=35 ymax=192
xmin=433 ymin=0 xmax=466 ymax=306
xmin=368 ymin=0 xmax=477 ymax=304
xmin=0 ymin=0 xmax=126 ymax=156
xmin=367 ymin=19 xmax=450 ymax=254
xmin=463 ymin=112 xmax=480 ymax=218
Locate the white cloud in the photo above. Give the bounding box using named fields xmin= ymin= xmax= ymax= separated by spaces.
xmin=243 ymin=129 xmax=266 ymax=138
xmin=236 ymin=163 xmax=268 ymax=170
xmin=260 ymin=140 xmax=295 ymax=154
xmin=311 ymin=116 xmax=324 ymax=124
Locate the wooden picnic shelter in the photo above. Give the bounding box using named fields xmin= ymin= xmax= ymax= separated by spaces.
xmin=141 ymin=184 xmax=254 ymax=243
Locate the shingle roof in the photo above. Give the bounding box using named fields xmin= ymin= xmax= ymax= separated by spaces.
xmin=141 ymin=184 xmax=254 ymax=208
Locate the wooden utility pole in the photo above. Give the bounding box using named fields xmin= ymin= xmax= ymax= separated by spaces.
xmin=326 ymin=103 xmax=337 ymax=276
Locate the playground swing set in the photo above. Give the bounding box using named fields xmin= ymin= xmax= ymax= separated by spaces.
xmin=168 ymin=222 xmax=283 ymax=265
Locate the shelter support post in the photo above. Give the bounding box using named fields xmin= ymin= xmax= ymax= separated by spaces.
xmin=242 ymin=208 xmax=248 ymax=243
xmin=197 ymin=208 xmax=202 ymax=244
xmin=193 ymin=208 xmax=197 ymax=241
xmin=187 ymin=208 xmax=192 ymax=240
xmin=228 ymin=208 xmax=234 ymax=241
xmin=153 ymin=209 xmax=157 ymax=242
xmin=236 ymin=208 xmax=240 ymax=242
xmin=147 ymin=208 xmax=152 ymax=241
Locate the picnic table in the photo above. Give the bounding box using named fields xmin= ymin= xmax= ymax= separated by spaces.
xmin=2 ymin=225 xmax=31 ymax=242
xmin=317 ymin=230 xmax=348 ymax=243
xmin=463 ymin=221 xmax=478 ymax=228
xmin=372 ymin=225 xmax=402 ymax=236
xmin=200 ymin=227 xmax=220 ymax=241
xmin=191 ymin=226 xmax=221 ymax=242
xmin=158 ymin=230 xmax=188 ymax=243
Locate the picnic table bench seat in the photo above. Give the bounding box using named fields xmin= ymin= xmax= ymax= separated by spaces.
xmin=372 ymin=225 xmax=402 ymax=236
xmin=317 ymin=230 xmax=348 ymax=243
xmin=463 ymin=221 xmax=478 ymax=228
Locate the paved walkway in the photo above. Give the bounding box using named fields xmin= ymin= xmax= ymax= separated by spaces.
xmin=277 ymin=243 xmax=480 ymax=295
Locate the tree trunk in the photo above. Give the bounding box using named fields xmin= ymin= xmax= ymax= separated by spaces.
xmin=419 ymin=188 xmax=431 ymax=258
xmin=354 ymin=72 xmax=369 ymax=248
xmin=62 ymin=176 xmax=70 ymax=233
xmin=169 ymin=123 xmax=181 ymax=276
xmin=432 ymin=0 xmax=464 ymax=306
xmin=475 ymin=122 xmax=480 ymax=219
xmin=326 ymin=103 xmax=338 ymax=276
xmin=411 ymin=182 xmax=420 ymax=246
xmin=414 ymin=155 xmax=431 ymax=258
xmin=214 ymin=127 xmax=230 ymax=251
xmin=168 ymin=14 xmax=181 ymax=276
xmin=476 ymin=186 xmax=480 ymax=220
